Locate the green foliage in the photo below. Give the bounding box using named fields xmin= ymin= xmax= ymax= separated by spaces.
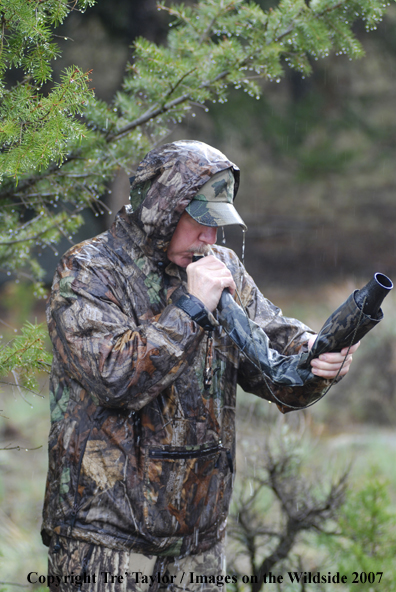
xmin=323 ymin=472 xmax=396 ymax=589
xmin=0 ymin=0 xmax=95 ymax=177
xmin=0 ymin=0 xmax=96 ymax=295
xmin=0 ymin=206 xmax=83 ymax=295
xmin=1 ymin=67 xmax=91 ymax=175
xmin=0 ymin=321 xmax=51 ymax=396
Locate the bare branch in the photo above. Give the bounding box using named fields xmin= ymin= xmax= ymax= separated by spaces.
xmin=0 ymin=444 xmax=42 ymax=451
xmin=228 ymin=432 xmax=350 ymax=592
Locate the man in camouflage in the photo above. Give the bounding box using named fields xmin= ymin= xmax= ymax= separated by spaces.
xmin=42 ymin=141 xmax=356 ymax=591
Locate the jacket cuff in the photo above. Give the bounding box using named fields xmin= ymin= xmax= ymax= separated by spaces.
xmin=175 ymin=294 xmax=217 ymax=331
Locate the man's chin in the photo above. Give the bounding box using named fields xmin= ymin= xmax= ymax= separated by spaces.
xmin=181 ymin=255 xmax=194 ymax=267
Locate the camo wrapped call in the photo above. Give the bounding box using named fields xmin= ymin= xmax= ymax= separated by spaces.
xmin=42 ymin=140 xmax=330 ymax=558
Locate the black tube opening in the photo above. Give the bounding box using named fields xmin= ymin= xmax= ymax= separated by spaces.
xmin=374 ymin=273 xmax=393 ymax=290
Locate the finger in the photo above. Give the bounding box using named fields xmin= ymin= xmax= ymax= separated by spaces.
xmin=217 ymin=275 xmax=236 ymax=295
xmin=340 ymin=341 xmax=360 ymax=355
xmin=311 ymin=357 xmax=353 ymax=378
xmin=311 ymin=357 xmax=352 ymax=372
xmin=311 ymin=366 xmax=350 ymax=378
xmin=188 ymin=255 xmax=219 ymax=268
xmin=311 ymin=355 xmax=352 ymax=369
xmin=316 ymin=351 xmax=353 ymax=364
xmin=199 ymin=255 xmax=225 ymax=268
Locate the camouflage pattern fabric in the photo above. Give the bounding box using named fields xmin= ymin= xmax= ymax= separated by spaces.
xmin=298 ymin=291 xmax=382 ymax=369
xmin=185 ymin=169 xmax=246 ymax=229
xmin=42 ymin=140 xmax=331 ymax=558
xmin=165 ymin=541 xmax=225 ymax=592
xmin=48 ymin=535 xmax=224 ymax=592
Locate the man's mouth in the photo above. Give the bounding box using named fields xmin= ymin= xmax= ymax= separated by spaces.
xmin=187 ymin=245 xmax=211 ymax=256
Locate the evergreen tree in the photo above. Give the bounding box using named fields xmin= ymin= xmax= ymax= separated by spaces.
xmin=0 ymin=0 xmax=394 ymax=388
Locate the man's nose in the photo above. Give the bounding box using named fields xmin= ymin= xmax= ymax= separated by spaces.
xmin=199 ymin=225 xmax=217 ymax=244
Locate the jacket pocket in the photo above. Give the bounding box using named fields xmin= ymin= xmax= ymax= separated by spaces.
xmin=143 ymin=444 xmax=228 ymax=537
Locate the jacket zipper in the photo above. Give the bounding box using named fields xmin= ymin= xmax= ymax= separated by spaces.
xmin=149 ymin=444 xmax=221 ymax=459
xmin=148 ymin=444 xmax=233 ymax=473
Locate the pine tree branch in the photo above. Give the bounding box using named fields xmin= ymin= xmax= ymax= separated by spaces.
xmin=0 ymin=381 xmax=45 ymax=397
xmin=103 ymin=0 xmax=353 ymax=143
xmin=0 ymin=223 xmax=60 ymax=245
xmin=1 ymin=338 xmax=42 ymax=367
xmin=107 ymin=65 xmax=232 ymax=142
xmin=0 ymin=0 xmax=377 ymax=199
xmin=320 ymin=1 xmax=344 ymax=15
xmin=106 ymin=92 xmax=192 ymax=141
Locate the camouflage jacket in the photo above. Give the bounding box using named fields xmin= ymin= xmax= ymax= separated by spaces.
xmin=42 ymin=141 xmax=330 ymax=557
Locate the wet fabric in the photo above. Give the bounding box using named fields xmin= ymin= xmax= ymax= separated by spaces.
xmin=218 ymin=289 xmax=315 ymax=387
xmin=42 ymin=140 xmax=331 ymax=558
xmin=48 ymin=536 xmax=224 ymax=591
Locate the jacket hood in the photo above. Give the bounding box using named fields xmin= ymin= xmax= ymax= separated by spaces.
xmin=119 ymin=140 xmax=240 ymax=262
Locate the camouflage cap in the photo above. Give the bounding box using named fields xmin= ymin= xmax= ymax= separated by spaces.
xmin=186 ymin=169 xmax=247 ymax=229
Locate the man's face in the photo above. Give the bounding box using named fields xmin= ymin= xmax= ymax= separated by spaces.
xmin=167 ymin=211 xmax=217 ymax=267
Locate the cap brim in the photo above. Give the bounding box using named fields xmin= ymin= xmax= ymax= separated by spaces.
xmin=186 ymin=201 xmax=247 ymax=230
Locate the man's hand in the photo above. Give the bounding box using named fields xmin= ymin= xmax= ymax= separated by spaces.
xmin=186 ymin=255 xmax=236 ymax=312
xmin=308 ymin=336 xmax=360 ymax=379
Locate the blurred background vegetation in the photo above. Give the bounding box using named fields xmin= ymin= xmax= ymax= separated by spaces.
xmin=1 ymin=0 xmax=396 ymax=589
